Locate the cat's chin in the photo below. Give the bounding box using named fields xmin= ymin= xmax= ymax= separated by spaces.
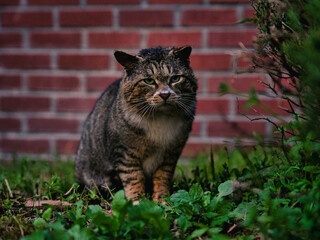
xmin=151 ymin=104 xmax=185 ymax=116
xmin=153 ymin=102 xmax=175 ymax=110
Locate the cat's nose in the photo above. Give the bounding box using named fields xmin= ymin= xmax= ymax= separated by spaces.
xmin=159 ymin=90 xmax=171 ymax=101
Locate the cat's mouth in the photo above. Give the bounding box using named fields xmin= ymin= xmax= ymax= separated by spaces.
xmin=150 ymin=99 xmax=174 ymax=108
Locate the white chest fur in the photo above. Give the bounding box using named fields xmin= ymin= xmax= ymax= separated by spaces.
xmin=144 ymin=115 xmax=183 ymax=145
xmin=124 ymin=106 xmax=183 ymax=146
xmin=124 ymin=111 xmax=183 ymax=176
xmin=142 ymin=116 xmax=183 ymax=176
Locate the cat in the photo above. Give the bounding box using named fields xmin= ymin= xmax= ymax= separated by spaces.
xmin=75 ymin=46 xmax=198 ymax=204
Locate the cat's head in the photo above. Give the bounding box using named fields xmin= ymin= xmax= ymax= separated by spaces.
xmin=114 ymin=46 xmax=198 ymax=119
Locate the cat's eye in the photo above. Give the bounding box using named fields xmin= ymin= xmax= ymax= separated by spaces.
xmin=143 ymin=78 xmax=156 ymax=85
xmin=171 ymin=75 xmax=181 ymax=83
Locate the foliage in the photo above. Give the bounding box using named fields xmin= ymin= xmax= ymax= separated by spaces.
xmin=247 ymin=0 xmax=320 ymax=140
xmin=1 ymin=1 xmax=320 ymax=239
xmin=1 ymin=144 xmax=320 ymax=239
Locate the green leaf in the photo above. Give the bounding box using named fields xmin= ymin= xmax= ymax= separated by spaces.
xmin=86 ymin=204 xmax=102 ymax=218
xmin=189 ymin=183 xmax=204 ymax=201
xmin=42 ymin=208 xmax=52 ymax=221
xmin=33 ymin=218 xmax=46 ymax=229
xmin=218 ymin=82 xmax=231 ymax=94
xmin=47 ymin=221 xmax=65 ymax=232
xmin=244 ymin=89 xmax=260 ymax=110
xmin=68 ymin=224 xmax=91 ymax=240
xmin=237 ymin=17 xmax=255 ymax=24
xmin=177 ymin=215 xmax=190 ymax=233
xmin=210 ymin=215 xmax=230 ymax=227
xmin=92 ymin=211 xmax=119 ymax=232
xmin=217 ymin=180 xmax=234 ymax=198
xmin=189 ymin=228 xmax=207 ymax=239
xmin=129 ymin=200 xmax=168 ymax=229
xmin=112 ymin=190 xmax=130 ymax=224
xmin=170 ymin=190 xmax=190 ymax=205
xmin=232 ymin=202 xmax=255 ymax=220
xmin=203 ymin=191 xmax=211 ymax=206
xmin=21 ymin=229 xmax=45 ymax=240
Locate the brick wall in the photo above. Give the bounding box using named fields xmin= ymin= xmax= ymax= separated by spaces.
xmin=0 ymin=0 xmax=287 ymax=158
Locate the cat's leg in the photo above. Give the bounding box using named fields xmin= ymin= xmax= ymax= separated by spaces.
xmin=118 ymin=161 xmax=146 ymax=204
xmin=152 ymin=161 xmax=177 ymax=203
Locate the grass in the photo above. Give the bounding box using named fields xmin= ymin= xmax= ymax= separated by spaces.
xmin=0 ymin=145 xmax=320 ymax=239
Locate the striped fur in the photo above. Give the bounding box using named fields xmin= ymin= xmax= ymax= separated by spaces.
xmin=75 ymin=46 xmax=197 ymax=202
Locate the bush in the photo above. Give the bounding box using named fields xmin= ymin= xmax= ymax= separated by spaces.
xmin=249 ymin=0 xmax=320 ymax=141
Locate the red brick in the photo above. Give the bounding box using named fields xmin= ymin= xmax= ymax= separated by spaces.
xmin=86 ymin=75 xmax=119 ymax=91
xmin=149 ymin=0 xmax=202 ymax=3
xmin=208 ymin=75 xmax=266 ymax=93
xmin=1 ymin=53 xmax=51 ymax=69
xmin=190 ymin=53 xmax=231 ymax=71
xmin=147 ymin=31 xmax=202 ymax=48
xmin=0 ymin=117 xmax=21 ymax=132
xmin=60 ymin=10 xmax=112 ymax=27
xmin=0 ymin=96 xmax=50 ymax=112
xmin=209 ymin=30 xmax=257 ymax=47
xmin=196 ymin=75 xmax=203 ymax=93
xmin=0 ymin=74 xmax=22 ymax=89
xmin=27 ymin=118 xmax=79 ymax=133
xmin=275 ymin=78 xmax=296 ymax=93
xmin=56 ymin=139 xmax=79 ymax=154
xmin=207 ymin=120 xmax=266 ymax=137
xmin=210 ymin=0 xmax=249 ymax=2
xmin=0 ymin=32 xmax=22 ymax=48
xmin=56 ymin=97 xmax=97 ymax=112
xmin=236 ymin=54 xmax=254 ymax=70
xmin=88 ymin=32 xmax=141 ymax=48
xmin=30 ymin=32 xmax=81 ymax=48
xmin=88 ymin=0 xmax=140 ymax=4
xmin=0 ymin=138 xmax=49 ymax=153
xmin=196 ymin=98 xmax=229 ymax=115
xmin=113 ymin=59 xmax=124 ymax=71
xmin=181 ymin=143 xmax=211 ymax=157
xmin=190 ymin=121 xmax=201 ymax=136
xmin=28 ymin=75 xmax=80 ymax=91
xmin=241 ymin=7 xmax=256 ymax=26
xmin=244 ymin=7 xmax=255 ymax=19
xmin=1 ymin=11 xmax=53 ymax=27
xmin=120 ymin=10 xmax=173 ymax=27
xmin=28 ymin=0 xmax=79 ymax=5
xmin=181 ymin=9 xmax=237 ymax=26
xmin=58 ymin=53 xmax=109 ymax=70
xmin=237 ymin=99 xmax=291 ymax=116
xmin=0 ymin=0 xmax=20 ymax=5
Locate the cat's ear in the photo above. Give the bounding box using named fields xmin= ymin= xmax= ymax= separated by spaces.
xmin=114 ymin=50 xmax=142 ymax=70
xmin=170 ymin=46 xmax=192 ymax=64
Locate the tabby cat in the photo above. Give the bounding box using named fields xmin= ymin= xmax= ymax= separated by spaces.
xmin=75 ymin=46 xmax=198 ymax=203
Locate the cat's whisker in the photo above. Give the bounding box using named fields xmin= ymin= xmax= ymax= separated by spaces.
xmin=176 ymin=100 xmax=195 ymax=119
xmin=130 ymin=97 xmax=148 ymax=103
xmin=180 ymin=99 xmax=196 ymax=105
xmin=179 ymin=92 xmax=196 ymax=95
xmin=147 ymin=105 xmax=155 ymax=120
xmin=126 ymin=101 xmax=148 ymax=113
xmin=178 ymin=95 xmax=197 ymax=100
xmin=137 ymin=104 xmax=154 ymax=126
xmin=172 ymin=96 xmax=196 ymax=106
xmin=179 ymin=99 xmax=197 ymax=111
xmin=137 ymin=103 xmax=151 ymax=115
xmin=179 ymin=93 xmax=197 ymax=98
xmin=177 ymin=104 xmax=193 ymax=119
